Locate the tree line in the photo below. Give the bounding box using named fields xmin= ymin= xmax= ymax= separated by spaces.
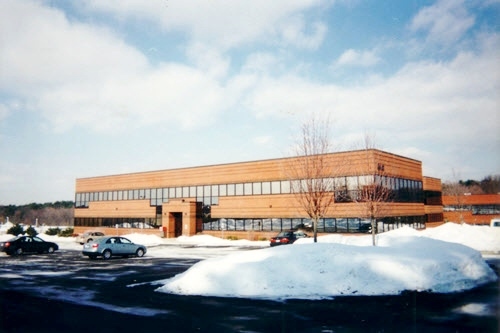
xmin=442 ymin=175 xmax=500 ymax=195
xmin=0 ymin=201 xmax=74 ymax=226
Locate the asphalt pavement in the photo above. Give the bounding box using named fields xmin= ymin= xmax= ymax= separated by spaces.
xmin=0 ymin=248 xmax=498 ymax=333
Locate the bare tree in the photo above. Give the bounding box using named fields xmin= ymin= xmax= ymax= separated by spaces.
xmin=442 ymin=170 xmax=470 ymax=224
xmin=353 ymin=135 xmax=393 ymax=246
xmin=288 ymin=115 xmax=335 ymax=243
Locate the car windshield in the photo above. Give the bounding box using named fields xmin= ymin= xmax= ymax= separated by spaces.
xmin=277 ymin=232 xmax=293 ymax=237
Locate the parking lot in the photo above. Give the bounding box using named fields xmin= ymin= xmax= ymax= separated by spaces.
xmin=0 ymin=247 xmax=498 ymax=333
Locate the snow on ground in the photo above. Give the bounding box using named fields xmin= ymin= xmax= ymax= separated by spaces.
xmin=0 ymin=222 xmax=499 ymax=300
xmin=155 ymin=229 xmax=498 ymax=300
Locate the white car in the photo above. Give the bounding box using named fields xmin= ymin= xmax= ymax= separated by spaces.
xmin=491 ymin=218 xmax=500 ymax=227
xmin=76 ymin=231 xmax=105 ymax=245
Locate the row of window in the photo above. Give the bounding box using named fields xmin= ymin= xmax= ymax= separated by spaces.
xmin=443 ymin=204 xmax=500 ymax=215
xmin=73 ymin=215 xmax=426 ymax=233
xmin=74 ymin=217 xmax=160 ymax=228
xmin=203 ymin=216 xmax=426 ymax=233
xmin=75 ymin=175 xmax=424 ymax=208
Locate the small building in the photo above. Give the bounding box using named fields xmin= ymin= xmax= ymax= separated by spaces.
xmin=73 ymin=149 xmax=443 ymax=240
xmin=443 ymin=193 xmax=500 ymax=225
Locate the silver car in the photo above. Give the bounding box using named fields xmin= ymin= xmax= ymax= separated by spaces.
xmin=82 ymin=236 xmax=147 ymax=260
xmin=76 ymin=231 xmax=105 ymax=245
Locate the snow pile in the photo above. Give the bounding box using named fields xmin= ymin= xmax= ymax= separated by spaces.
xmin=176 ymin=234 xmax=266 ymax=247
xmin=420 ymin=223 xmax=500 ymax=253
xmin=156 ymin=227 xmax=498 ymax=300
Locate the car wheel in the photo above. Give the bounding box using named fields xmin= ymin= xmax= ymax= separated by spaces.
xmin=15 ymin=248 xmax=23 ymax=255
xmin=102 ymin=249 xmax=112 ymax=260
xmin=87 ymin=239 xmax=93 ymax=243
xmin=136 ymin=248 xmax=145 ymax=257
xmin=47 ymin=246 xmax=55 ymax=254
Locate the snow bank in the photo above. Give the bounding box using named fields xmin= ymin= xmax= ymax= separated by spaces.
xmin=156 ymin=235 xmax=497 ymax=300
xmin=420 ymin=223 xmax=500 ymax=253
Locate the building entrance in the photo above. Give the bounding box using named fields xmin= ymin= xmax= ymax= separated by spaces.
xmin=172 ymin=212 xmax=183 ymax=237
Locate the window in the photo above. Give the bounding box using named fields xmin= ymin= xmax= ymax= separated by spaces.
xmin=235 ymin=183 xmax=244 ymax=195
xmin=262 ymin=182 xmax=271 ymax=195
xmin=253 ymin=182 xmax=261 ymax=195
xmin=271 ymin=181 xmax=281 ymax=194
xmin=204 ymin=185 xmax=211 ymax=197
xmin=227 ymin=184 xmax=235 ymax=196
xmin=244 ymin=183 xmax=252 ymax=195
xmin=190 ymin=186 xmax=197 ymax=197
xmin=281 ymin=180 xmax=291 ymax=194
xmin=211 ymin=185 xmax=218 ymax=197
xmin=219 ymin=184 xmax=227 ymax=196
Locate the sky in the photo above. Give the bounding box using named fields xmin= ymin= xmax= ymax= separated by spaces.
xmin=0 ymin=0 xmax=499 ymax=205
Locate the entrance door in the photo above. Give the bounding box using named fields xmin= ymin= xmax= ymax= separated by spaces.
xmin=173 ymin=212 xmax=183 ymax=237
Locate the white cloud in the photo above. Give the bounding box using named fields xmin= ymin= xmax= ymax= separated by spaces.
xmin=334 ymin=49 xmax=381 ymax=68
xmin=240 ymin=32 xmax=499 ymax=159
xmin=410 ymin=0 xmax=475 ymax=44
xmin=0 ymin=1 xmax=149 ymax=94
xmin=279 ymin=16 xmax=327 ymax=50
xmin=81 ymin=0 xmax=329 ymax=49
xmin=242 ymin=53 xmax=281 ymax=73
xmin=185 ymin=42 xmax=230 ymax=79
xmin=0 ymin=1 xmax=230 ymax=133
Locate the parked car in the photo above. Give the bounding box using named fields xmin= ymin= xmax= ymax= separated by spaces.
xmin=0 ymin=235 xmax=59 ymax=255
xmin=270 ymin=230 xmax=308 ymax=247
xmin=82 ymin=236 xmax=147 ymax=260
xmin=359 ymin=223 xmax=373 ymax=233
xmin=491 ymin=218 xmax=500 ymax=227
xmin=76 ymin=231 xmax=105 ymax=245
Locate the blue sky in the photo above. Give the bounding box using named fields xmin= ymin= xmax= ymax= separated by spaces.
xmin=0 ymin=0 xmax=498 ymax=205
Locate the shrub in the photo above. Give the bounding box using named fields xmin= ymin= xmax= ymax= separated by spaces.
xmin=59 ymin=228 xmax=74 ymax=237
xmin=7 ymin=223 xmax=24 ymax=236
xmin=45 ymin=227 xmax=61 ymax=236
xmin=226 ymin=235 xmax=239 ymax=240
xmin=25 ymin=226 xmax=38 ymax=237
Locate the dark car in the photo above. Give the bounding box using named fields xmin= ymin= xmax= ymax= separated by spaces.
xmin=270 ymin=230 xmax=308 ymax=247
xmin=0 ymin=236 xmax=59 ymax=255
xmin=82 ymin=236 xmax=147 ymax=260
